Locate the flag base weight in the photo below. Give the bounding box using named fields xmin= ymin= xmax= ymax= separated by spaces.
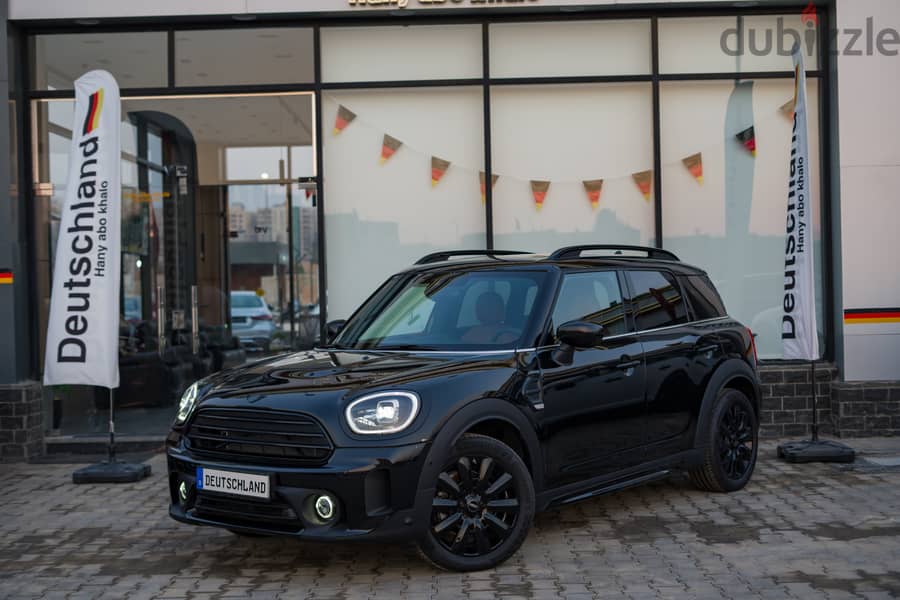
xmin=777 ymin=440 xmax=856 ymax=464
xmin=72 ymin=461 xmax=151 ymax=484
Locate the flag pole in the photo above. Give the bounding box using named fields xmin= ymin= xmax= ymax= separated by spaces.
xmin=108 ymin=387 xmax=116 ymax=464
xmin=810 ymin=361 xmax=819 ymax=442
xmin=775 ymin=46 xmax=854 ymax=464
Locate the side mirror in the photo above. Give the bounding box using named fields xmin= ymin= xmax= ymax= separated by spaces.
xmin=557 ymin=321 xmax=605 ymax=350
xmin=325 ymin=319 xmax=346 ymax=343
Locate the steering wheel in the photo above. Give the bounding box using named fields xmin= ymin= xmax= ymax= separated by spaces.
xmin=491 ymin=328 xmax=520 ymax=343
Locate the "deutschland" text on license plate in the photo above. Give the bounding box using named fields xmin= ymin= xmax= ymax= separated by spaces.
xmin=196 ymin=467 xmax=270 ymax=500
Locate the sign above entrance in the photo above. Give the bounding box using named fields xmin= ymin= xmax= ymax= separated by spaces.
xmin=348 ymin=0 xmax=539 ymax=7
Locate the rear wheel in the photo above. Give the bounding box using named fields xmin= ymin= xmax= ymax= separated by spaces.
xmin=417 ymin=434 xmax=534 ymax=571
xmin=689 ymin=388 xmax=758 ymax=493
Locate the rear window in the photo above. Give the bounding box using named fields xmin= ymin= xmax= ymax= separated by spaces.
xmin=626 ymin=270 xmax=689 ymax=331
xmin=682 ymin=275 xmax=727 ymax=320
xmin=231 ymin=293 xmax=264 ymax=309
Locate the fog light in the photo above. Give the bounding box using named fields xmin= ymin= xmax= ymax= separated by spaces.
xmin=178 ymin=481 xmax=189 ymax=504
xmin=314 ymin=494 xmax=335 ymax=520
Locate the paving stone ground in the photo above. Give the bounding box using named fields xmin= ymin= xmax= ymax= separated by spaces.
xmin=2 ymin=439 xmax=900 ymax=600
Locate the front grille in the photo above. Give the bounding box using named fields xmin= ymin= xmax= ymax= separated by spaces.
xmin=186 ymin=408 xmax=333 ymax=466
xmin=193 ymin=493 xmax=301 ymax=532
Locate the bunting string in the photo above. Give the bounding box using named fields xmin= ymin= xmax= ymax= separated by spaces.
xmin=327 ymin=94 xmax=796 ymax=209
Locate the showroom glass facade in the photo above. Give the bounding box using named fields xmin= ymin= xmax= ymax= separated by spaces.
xmin=22 ymin=7 xmax=830 ymax=436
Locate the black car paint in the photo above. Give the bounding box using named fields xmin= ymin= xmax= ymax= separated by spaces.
xmin=168 ymin=256 xmax=760 ymax=542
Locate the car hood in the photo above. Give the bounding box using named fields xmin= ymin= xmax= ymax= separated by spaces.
xmin=198 ymin=348 xmax=519 ymax=400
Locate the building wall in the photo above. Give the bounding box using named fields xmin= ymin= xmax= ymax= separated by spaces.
xmin=836 ymin=0 xmax=900 ymax=381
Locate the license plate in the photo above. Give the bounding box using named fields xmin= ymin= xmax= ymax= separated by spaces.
xmin=196 ymin=467 xmax=270 ymax=500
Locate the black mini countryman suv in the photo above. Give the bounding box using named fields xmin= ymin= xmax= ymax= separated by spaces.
xmin=167 ymin=245 xmax=761 ymax=571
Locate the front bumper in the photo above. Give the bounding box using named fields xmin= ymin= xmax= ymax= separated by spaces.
xmin=167 ymin=441 xmax=434 ymax=541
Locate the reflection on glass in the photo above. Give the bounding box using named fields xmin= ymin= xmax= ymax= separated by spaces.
xmin=334 ymin=270 xmax=548 ymax=350
xmin=228 ymin=184 xmax=319 ymax=352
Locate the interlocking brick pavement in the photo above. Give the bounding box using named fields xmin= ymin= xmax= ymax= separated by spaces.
xmin=1 ymin=440 xmax=900 ymax=599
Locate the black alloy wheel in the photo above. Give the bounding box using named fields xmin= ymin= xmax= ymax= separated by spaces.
xmin=689 ymin=388 xmax=759 ymax=493
xmin=418 ymin=434 xmax=534 ymax=571
xmin=718 ymin=401 xmax=755 ymax=480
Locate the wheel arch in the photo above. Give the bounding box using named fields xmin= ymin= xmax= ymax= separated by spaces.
xmin=417 ymin=398 xmax=544 ymax=499
xmin=693 ymin=359 xmax=762 ymax=449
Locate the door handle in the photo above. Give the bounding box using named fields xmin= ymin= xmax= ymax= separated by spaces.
xmin=616 ymin=356 xmax=641 ymax=370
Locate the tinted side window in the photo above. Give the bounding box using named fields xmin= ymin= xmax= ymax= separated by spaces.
xmin=682 ymin=275 xmax=727 ymax=320
xmin=551 ymin=272 xmax=627 ymax=336
xmin=627 ymin=270 xmax=689 ymax=331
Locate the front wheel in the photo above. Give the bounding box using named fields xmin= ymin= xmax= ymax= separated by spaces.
xmin=417 ymin=434 xmax=535 ymax=571
xmin=690 ymin=388 xmax=759 ymax=493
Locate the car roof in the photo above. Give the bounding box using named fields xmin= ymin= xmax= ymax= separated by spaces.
xmin=400 ymin=252 xmax=708 ymax=277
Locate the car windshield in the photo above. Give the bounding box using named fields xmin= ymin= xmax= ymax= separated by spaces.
xmin=231 ymin=293 xmax=264 ymax=309
xmin=332 ymin=269 xmax=550 ymax=351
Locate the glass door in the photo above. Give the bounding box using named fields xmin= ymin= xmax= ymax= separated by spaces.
xmin=32 ymin=92 xmax=319 ymax=436
xmin=224 ymin=179 xmax=319 ymax=355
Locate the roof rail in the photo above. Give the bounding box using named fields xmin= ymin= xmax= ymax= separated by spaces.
xmin=548 ymin=245 xmax=680 ymax=262
xmin=414 ymin=250 xmax=533 ymax=265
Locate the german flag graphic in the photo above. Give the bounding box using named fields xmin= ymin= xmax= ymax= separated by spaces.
xmin=431 ymin=156 xmax=450 ymax=187
xmin=844 ymin=308 xmax=900 ymax=325
xmin=632 ymin=170 xmax=653 ymax=201
xmin=479 ymin=172 xmax=499 ymax=204
xmin=736 ymin=126 xmax=756 ymax=157
xmin=582 ymin=179 xmax=603 ymax=209
xmin=333 ymin=105 xmax=356 ymax=135
xmin=530 ymin=180 xmax=550 ymax=211
xmin=82 ymin=88 xmax=104 ymax=135
xmin=0 ymin=270 xmax=12 ymax=285
xmin=380 ymin=134 xmax=402 ymax=164
xmin=682 ymin=153 xmax=704 ymax=185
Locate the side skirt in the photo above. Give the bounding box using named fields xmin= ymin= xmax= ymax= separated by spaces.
xmin=536 ymin=448 xmax=703 ymax=511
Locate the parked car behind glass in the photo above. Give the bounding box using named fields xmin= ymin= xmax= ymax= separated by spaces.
xmin=230 ymin=291 xmax=276 ymax=352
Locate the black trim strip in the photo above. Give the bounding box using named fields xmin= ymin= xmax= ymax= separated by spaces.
xmin=844 ymin=308 xmax=900 ymax=316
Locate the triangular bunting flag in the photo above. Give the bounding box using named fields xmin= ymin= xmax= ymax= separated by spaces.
xmin=780 ymin=99 xmax=795 ymax=119
xmin=632 ymin=171 xmax=653 ymax=201
xmin=682 ymin=153 xmax=704 ymax=185
xmin=479 ymin=172 xmax=499 ymax=204
xmin=582 ymin=179 xmax=603 ymax=209
xmin=530 ymin=180 xmax=550 ymax=211
xmin=380 ymin=134 xmax=402 ymax=164
xmin=431 ymin=156 xmax=451 ymax=187
xmin=736 ymin=126 xmax=757 ymax=157
xmin=333 ymin=105 xmax=356 ymax=135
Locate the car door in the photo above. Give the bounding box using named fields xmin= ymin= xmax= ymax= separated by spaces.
xmin=626 ymin=269 xmax=721 ymax=460
xmin=537 ymin=270 xmax=646 ymax=488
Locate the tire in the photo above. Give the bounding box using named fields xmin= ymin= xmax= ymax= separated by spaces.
xmin=417 ymin=433 xmax=535 ymax=572
xmin=690 ymin=388 xmax=759 ymax=493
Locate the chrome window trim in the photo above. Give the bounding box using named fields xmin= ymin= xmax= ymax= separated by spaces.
xmin=315 ymin=318 xmax=731 ymax=356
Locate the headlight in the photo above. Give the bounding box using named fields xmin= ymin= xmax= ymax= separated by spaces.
xmin=175 ymin=382 xmax=200 ymax=424
xmin=345 ymin=391 xmax=419 ymax=435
